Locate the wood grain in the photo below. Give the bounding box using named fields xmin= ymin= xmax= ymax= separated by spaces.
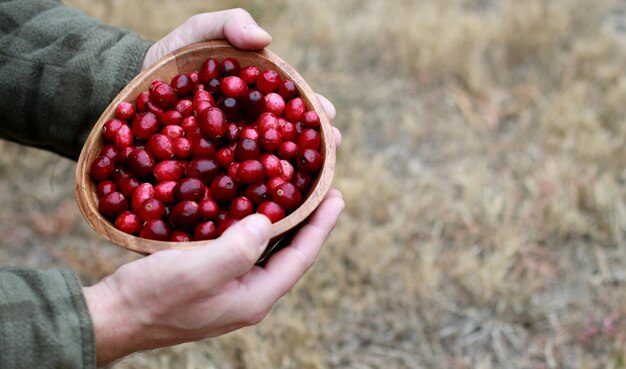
xmin=75 ymin=40 xmax=335 ymax=255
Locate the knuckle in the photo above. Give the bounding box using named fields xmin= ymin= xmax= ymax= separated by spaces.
xmin=244 ymin=307 xmax=269 ymax=326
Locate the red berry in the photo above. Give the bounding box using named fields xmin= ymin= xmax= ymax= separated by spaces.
xmin=150 ymin=82 xmax=177 ymax=109
xmin=217 ymin=218 xmax=238 ymax=235
xmin=191 ymin=137 xmax=216 ymax=158
xmin=210 ymin=175 xmax=238 ymax=202
xmin=271 ymin=182 xmax=303 ymax=211
xmin=285 ymin=97 xmax=306 ymax=122
xmin=193 ymin=221 xmax=218 ymax=240
xmin=277 ymin=141 xmax=298 ymax=160
xmin=161 ymin=125 xmax=184 ymax=140
xmin=154 ymin=180 xmax=177 ymax=203
xmin=297 ymin=149 xmax=323 ymax=173
xmin=302 ymin=111 xmax=321 ymax=129
xmin=292 ymin=170 xmax=313 ymax=194
xmin=216 ymin=148 xmax=235 ymax=168
xmin=237 ymin=160 xmax=265 ymax=184
xmin=171 ymin=230 xmax=191 ymax=242
xmin=170 ymin=200 xmax=201 ymax=229
xmin=206 ymin=78 xmax=221 ymax=94
xmin=115 ymin=101 xmax=135 ymax=121
xmin=295 ymin=128 xmax=321 ymax=151
xmin=154 ymin=160 xmax=184 ymax=182
xmin=267 ymin=176 xmax=286 ymax=193
xmin=279 ymin=159 xmax=294 ymax=181
xmin=264 ymin=93 xmax=285 ymax=116
xmin=240 ymin=66 xmax=260 ymax=85
xmin=96 ymin=180 xmax=117 ymax=198
xmin=140 ymin=219 xmax=171 ymax=241
xmin=200 ymin=58 xmax=219 ymax=82
xmin=229 ymin=196 xmax=253 ymax=219
xmin=257 ymin=201 xmax=286 ymax=223
xmin=259 ymin=128 xmax=282 ymax=152
xmin=185 ymin=158 xmax=220 ymax=183
xmin=174 ymin=178 xmax=205 ymax=202
xmin=98 ymin=191 xmax=128 ymax=220
xmin=240 ymin=127 xmax=259 ymax=142
xmin=257 ymin=70 xmax=281 ymax=94
xmin=175 ymin=99 xmax=194 ymax=117
xmin=173 ymin=137 xmax=193 ymax=159
xmin=278 ymin=80 xmax=298 ymax=100
xmin=198 ymin=107 xmax=227 ymax=139
xmin=114 ymin=124 xmax=134 ymax=149
xmin=132 ymin=112 xmax=160 ymax=141
xmin=260 ymin=154 xmax=282 ymax=177
xmin=242 ymin=89 xmax=265 ymax=120
xmin=99 ymin=144 xmax=121 ymax=164
xmin=115 ymin=211 xmax=141 ymax=235
xmin=198 ymin=198 xmax=219 ymax=220
xmin=127 ymin=148 xmax=155 ymax=178
xmin=257 ymin=112 xmax=279 ymax=133
xmin=161 ymin=110 xmax=183 ymax=126
xmin=118 ymin=176 xmax=140 ymax=198
xmin=221 ymin=76 xmax=248 ymax=98
xmin=218 ymin=97 xmax=241 ymax=121
xmin=131 ymin=183 xmax=155 ymax=214
xmin=137 ymin=198 xmax=165 ymax=222
xmin=102 ymin=119 xmax=125 ymax=143
xmin=90 ymin=155 xmax=114 ymax=181
xmin=146 ymin=134 xmax=175 ymax=160
xmin=279 ymin=122 xmax=297 ymax=142
xmin=220 ymin=57 xmax=241 ymax=76
xmin=244 ymin=182 xmax=269 ymax=205
xmin=135 ymin=92 xmax=150 ymax=113
xmin=170 ymin=73 xmax=193 ymax=97
xmin=235 ymin=138 xmax=260 ymax=161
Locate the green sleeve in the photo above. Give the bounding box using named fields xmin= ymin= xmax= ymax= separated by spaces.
xmin=0 ymin=268 xmax=95 ymax=369
xmin=0 ymin=0 xmax=154 ymax=160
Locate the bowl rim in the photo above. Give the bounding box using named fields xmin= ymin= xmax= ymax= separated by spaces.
xmin=75 ymin=40 xmax=335 ymax=254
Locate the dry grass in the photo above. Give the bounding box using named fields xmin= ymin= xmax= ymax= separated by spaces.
xmin=2 ymin=0 xmax=626 ymax=367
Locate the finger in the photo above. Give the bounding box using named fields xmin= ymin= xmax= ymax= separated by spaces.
xmin=182 ymin=214 xmax=272 ymax=286
xmin=244 ymin=189 xmax=345 ymax=300
xmin=316 ymin=94 xmax=336 ymax=121
xmin=143 ymin=9 xmax=272 ymax=69
xmin=332 ymin=127 xmax=342 ymax=148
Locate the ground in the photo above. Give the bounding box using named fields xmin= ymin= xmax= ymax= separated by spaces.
xmin=2 ymin=0 xmax=626 ymax=368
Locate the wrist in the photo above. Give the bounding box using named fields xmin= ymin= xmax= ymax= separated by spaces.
xmin=82 ymin=278 xmax=145 ymax=365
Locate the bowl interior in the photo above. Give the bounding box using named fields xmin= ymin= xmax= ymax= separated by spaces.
xmin=75 ymin=40 xmax=335 ymax=254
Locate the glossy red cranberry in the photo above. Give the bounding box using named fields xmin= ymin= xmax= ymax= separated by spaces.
xmin=279 ymin=159 xmax=294 ymax=181
xmin=90 ymin=155 xmax=114 ymax=181
xmin=161 ymin=125 xmax=184 ymax=140
xmin=131 ymin=183 xmax=155 ymax=213
xmin=135 ymin=92 xmax=150 ymax=113
xmin=193 ymin=89 xmax=215 ymax=105
xmin=285 ymin=97 xmax=306 ymax=122
xmin=170 ymin=230 xmax=191 ymax=242
xmin=154 ymin=160 xmax=184 ymax=182
xmin=296 ymin=128 xmax=321 ymax=151
xmin=244 ymin=182 xmax=269 ymax=205
xmin=229 ymin=196 xmax=253 ymax=219
xmin=118 ymin=146 xmax=134 ymax=162
xmin=302 ymin=111 xmax=321 ymax=129
xmin=277 ymin=141 xmax=298 ymax=160
xmin=297 ymin=149 xmax=323 ymax=173
xmin=99 ymin=144 xmax=120 ymax=164
xmin=264 ymin=93 xmax=285 ymax=116
xmin=137 ymin=198 xmax=165 ymax=222
xmin=140 ymin=219 xmax=171 ymax=241
xmin=257 ymin=70 xmax=281 ymax=94
xmin=161 ymin=110 xmax=183 ymax=126
xmin=98 ymin=191 xmax=128 ymax=219
xmin=112 ymin=166 xmax=132 ymax=186
xmin=127 ymin=148 xmax=155 ymax=178
xmin=240 ymin=66 xmax=260 ymax=84
xmin=102 ymin=119 xmax=125 ymax=143
xmin=200 ymin=58 xmax=219 ymax=82
xmin=219 ymin=97 xmax=241 ymax=121
xmin=267 ymin=176 xmax=286 ymax=193
xmin=174 ymin=178 xmax=205 ymax=202
xmin=237 ymin=160 xmax=265 ymax=184
xmin=216 ymin=148 xmax=235 ymax=168
xmin=220 ymin=57 xmax=241 ymax=76
xmin=96 ymin=180 xmax=117 ymax=198
xmin=146 ymin=134 xmax=175 ymax=160
xmin=198 ymin=198 xmax=219 ymax=220
xmin=206 ymin=78 xmax=221 ymax=94
xmin=260 ymin=154 xmax=282 ymax=177
xmin=217 ymin=218 xmax=238 ymax=236
xmin=145 ymin=101 xmax=164 ymax=120
xmin=278 ymin=79 xmax=298 ymax=100
xmin=175 ymin=99 xmax=194 ymax=117
xmin=181 ymin=115 xmax=198 ymax=133
xmin=235 ymin=138 xmax=260 ymax=161
xmin=185 ymin=158 xmax=220 ymax=183
xmin=279 ymin=121 xmax=297 ymax=142
xmin=257 ymin=112 xmax=278 ymax=132
xmin=221 ymin=76 xmax=247 ymax=98
xmin=114 ymin=124 xmax=134 ymax=149
xmin=271 ymin=182 xmax=303 ymax=211
xmin=115 ymin=101 xmax=135 ymax=121
xmin=260 ymin=128 xmax=282 ymax=152
xmin=191 ymin=137 xmax=216 ymax=158
xmin=210 ymin=174 xmax=238 ymax=202
xmin=170 ymin=73 xmax=193 ymax=97
xmin=118 ymin=176 xmax=140 ymax=198
xmin=257 ymin=201 xmax=286 ymax=223
xmin=240 ymin=127 xmax=259 ymax=142
xmin=193 ymin=221 xmax=218 ymax=240
xmin=154 ymin=180 xmax=177 ymax=203
xmin=150 ymin=82 xmax=177 ymax=109
xmin=292 ymin=170 xmax=313 ymax=194
xmin=173 ymin=137 xmax=192 ymax=159
xmin=170 ymin=200 xmax=201 ymax=229
xmin=132 ymin=112 xmax=160 ymax=141
xmin=242 ymin=89 xmax=265 ymax=120
xmin=226 ymin=122 xmax=241 ymax=142
xmin=198 ymin=107 xmax=227 ymax=139
xmin=115 ymin=211 xmax=141 ymax=235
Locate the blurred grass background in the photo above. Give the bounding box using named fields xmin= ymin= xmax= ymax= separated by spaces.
xmin=1 ymin=0 xmax=626 ymax=367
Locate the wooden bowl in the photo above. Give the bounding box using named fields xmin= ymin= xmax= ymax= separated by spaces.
xmin=75 ymin=40 xmax=335 ymax=257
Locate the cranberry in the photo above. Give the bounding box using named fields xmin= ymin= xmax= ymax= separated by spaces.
xmin=170 ymin=73 xmax=193 ymax=97
xmin=135 ymin=92 xmax=150 ymax=113
xmin=279 ymin=122 xmax=297 ymax=142
xmin=98 ymin=191 xmax=128 ymax=220
xmin=244 ymin=182 xmax=269 ymax=205
xmin=132 ymin=112 xmax=160 ymax=141
xmin=131 ymin=183 xmax=155 ymax=214
xmin=240 ymin=127 xmax=259 ymax=142
xmin=146 ymin=134 xmax=175 ymax=160
xmin=191 ymin=137 xmax=216 ymax=158
xmin=296 ymin=128 xmax=321 ymax=151
xmin=185 ymin=158 xmax=220 ymax=183
xmin=198 ymin=198 xmax=219 ymax=220
xmin=115 ymin=211 xmax=141 ymax=235
xmin=280 ymin=160 xmax=294 ymax=181
xmin=257 ymin=112 xmax=278 ymax=132
xmin=216 ymin=148 xmax=235 ymax=168
xmin=170 ymin=200 xmax=201 ymax=229
xmin=242 ymin=89 xmax=265 ymax=120
xmin=140 ymin=219 xmax=171 ymax=241
xmin=235 ymin=138 xmax=260 ymax=161
xmin=114 ymin=124 xmax=134 ymax=149
xmin=161 ymin=125 xmax=184 ymax=140
xmin=137 ymin=198 xmax=165 ymax=222
xmin=118 ymin=176 xmax=140 ymax=198
xmin=220 ymin=57 xmax=241 ymax=76
xmin=292 ymin=170 xmax=313 ymax=194
xmin=257 ymin=70 xmax=281 ymax=94
xmin=228 ymin=162 xmax=241 ymax=185
xmin=271 ymin=182 xmax=303 ymax=211
xmin=193 ymin=221 xmax=218 ymax=240
xmin=206 ymin=78 xmax=221 ymax=94
xmin=302 ymin=111 xmax=321 ymax=129
xmin=114 ymin=101 xmax=135 ymax=121
xmin=154 ymin=160 xmax=184 ymax=182
xmin=257 ymin=201 xmax=286 ymax=223
xmin=127 ymin=148 xmax=155 ymax=178
xmin=112 ymin=166 xmax=132 ymax=186
xmin=220 ymin=76 xmax=247 ymax=98
xmin=118 ymin=146 xmax=134 ymax=162
xmin=229 ymin=196 xmax=253 ymax=219
xmin=198 ymin=107 xmax=227 ymax=139
xmin=210 ymin=175 xmax=238 ymax=202
xmin=96 ymin=180 xmax=117 ymax=198
xmin=260 ymin=154 xmax=282 ymax=178
xmin=259 ymin=128 xmax=282 ymax=152
xmin=90 ymin=155 xmax=114 ymax=181
xmin=189 ymin=71 xmax=200 ymax=84
xmin=99 ymin=144 xmax=121 ymax=163
xmin=237 ymin=160 xmax=265 ymax=184
xmin=219 ymin=97 xmax=241 ymax=121
xmin=146 ymin=101 xmax=164 ymax=120
xmin=102 ymin=119 xmax=125 ymax=143
xmin=154 ymin=180 xmax=177 ymax=203
xmin=174 ymin=178 xmax=205 ymax=202
xmin=297 ymin=149 xmax=323 ymax=173
xmin=175 ymin=99 xmax=194 ymax=117
xmin=173 ymin=137 xmax=192 ymax=159
xmin=150 ymin=82 xmax=177 ymax=109
xmin=267 ymin=176 xmax=286 ymax=193
xmin=277 ymin=141 xmax=298 ymax=160
xmin=161 ymin=110 xmax=183 ymax=126
xmin=199 ymin=58 xmax=219 ymax=82
xmin=264 ymin=93 xmax=285 ymax=116
xmin=278 ymin=80 xmax=298 ymax=100
xmin=285 ymin=97 xmax=306 ymax=122
xmin=194 ymin=89 xmax=216 ymax=105
xmin=226 ymin=122 xmax=241 ymax=142
xmin=171 ymin=230 xmax=191 ymax=242
xmin=240 ymin=66 xmax=260 ymax=85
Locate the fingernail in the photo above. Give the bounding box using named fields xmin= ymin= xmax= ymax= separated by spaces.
xmin=241 ymin=214 xmax=271 ymax=247
xmin=244 ymin=24 xmax=272 ymax=39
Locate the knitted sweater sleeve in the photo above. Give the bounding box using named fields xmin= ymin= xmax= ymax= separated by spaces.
xmin=0 ymin=0 xmax=153 ymax=159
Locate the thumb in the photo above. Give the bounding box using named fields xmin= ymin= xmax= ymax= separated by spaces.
xmin=185 ymin=214 xmax=272 ymax=286
xmin=142 ymin=8 xmax=272 ymax=70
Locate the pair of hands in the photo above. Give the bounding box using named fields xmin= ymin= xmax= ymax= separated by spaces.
xmin=83 ymin=9 xmax=344 ymax=365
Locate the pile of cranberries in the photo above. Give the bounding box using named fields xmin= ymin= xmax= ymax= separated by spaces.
xmin=89 ymin=56 xmax=324 ymax=242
